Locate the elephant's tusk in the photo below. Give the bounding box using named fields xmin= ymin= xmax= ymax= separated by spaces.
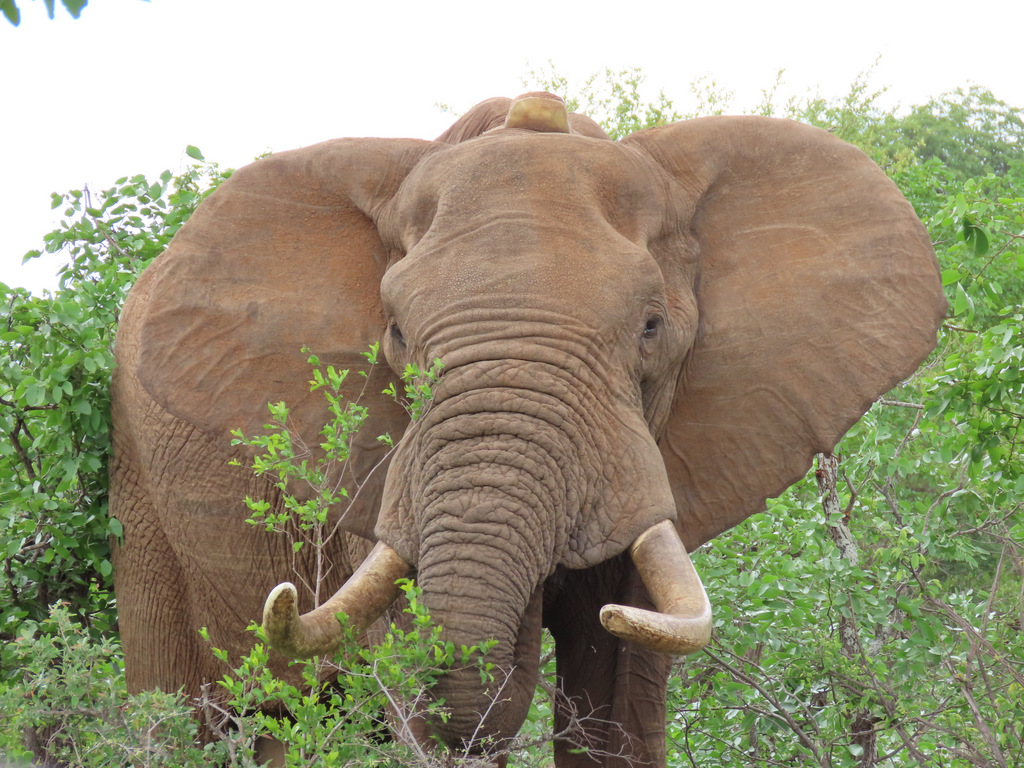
xmin=599 ymin=520 xmax=712 ymax=655
xmin=262 ymin=540 xmax=411 ymax=658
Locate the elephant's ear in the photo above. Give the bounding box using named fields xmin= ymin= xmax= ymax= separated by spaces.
xmin=436 ymin=97 xmax=512 ymax=143
xmin=135 ymin=138 xmax=442 ymax=538
xmin=623 ymin=117 xmax=947 ymax=549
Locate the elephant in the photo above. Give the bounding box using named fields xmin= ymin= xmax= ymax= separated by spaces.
xmin=109 ymin=91 xmax=946 ymax=766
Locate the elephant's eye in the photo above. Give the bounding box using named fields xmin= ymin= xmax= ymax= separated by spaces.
xmin=642 ymin=316 xmax=662 ymax=340
xmin=390 ymin=321 xmax=406 ymax=347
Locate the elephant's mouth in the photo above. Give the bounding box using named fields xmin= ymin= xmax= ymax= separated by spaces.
xmin=263 ymin=519 xmax=711 ymax=659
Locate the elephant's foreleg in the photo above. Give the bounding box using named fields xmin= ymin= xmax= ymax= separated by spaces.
xmin=546 ymin=557 xmax=672 ymax=768
xmin=111 ymin=468 xmax=205 ymax=701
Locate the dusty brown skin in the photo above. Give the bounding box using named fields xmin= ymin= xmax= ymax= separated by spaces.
xmin=110 ymin=92 xmax=946 ymax=765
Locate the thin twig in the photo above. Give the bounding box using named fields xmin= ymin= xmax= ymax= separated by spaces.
xmin=702 ymin=648 xmax=829 ymax=766
xmin=877 ymin=398 xmax=925 ymax=409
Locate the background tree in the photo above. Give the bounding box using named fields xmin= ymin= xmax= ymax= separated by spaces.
xmin=519 ymin=66 xmax=1024 ymax=767
xmin=0 ymin=149 xmax=225 ymax=657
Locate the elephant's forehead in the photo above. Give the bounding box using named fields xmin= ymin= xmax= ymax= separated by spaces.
xmin=391 ymin=130 xmax=667 ymax=247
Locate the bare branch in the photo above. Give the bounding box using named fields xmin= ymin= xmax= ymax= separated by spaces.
xmin=877 ymin=398 xmax=925 ymax=409
xmin=702 ymin=647 xmax=829 ymax=766
xmin=942 ymin=658 xmax=1008 ymax=768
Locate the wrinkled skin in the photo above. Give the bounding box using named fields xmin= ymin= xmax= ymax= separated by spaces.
xmin=110 ymin=93 xmax=946 ymax=765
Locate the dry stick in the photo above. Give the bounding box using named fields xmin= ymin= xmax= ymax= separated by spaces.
xmin=701 ymin=648 xmax=829 ymax=767
xmin=674 ymin=720 xmax=801 ymax=768
xmin=942 ymin=657 xmax=1008 ymax=768
xmin=816 ymin=454 xmax=938 ymax=767
xmin=8 ymin=418 xmax=39 ymax=481
xmin=955 ymin=505 xmax=1022 ymax=536
xmin=464 ymin=666 xmax=520 ymax=759
xmin=713 ymin=646 xmax=826 ymax=740
xmin=918 ymin=588 xmax=1024 ymax=689
xmin=535 ymin=673 xmax=633 ymax=764
xmin=839 ymin=466 xmax=864 ymax=518
xmin=891 ymin=408 xmax=925 ymax=465
xmin=924 ymin=582 xmax=1024 ymax=754
xmin=877 ymin=399 xmax=925 ymax=410
xmin=371 ymin=657 xmax=436 ymax=765
xmin=974 ymin=653 xmax=1010 ymax=750
xmin=975 ymin=543 xmax=1007 ymax=662
xmin=836 ymin=600 xmax=932 ymax=768
xmin=1018 ymin=556 xmax=1024 ymax=634
xmin=818 ymin=455 xmax=879 ymax=766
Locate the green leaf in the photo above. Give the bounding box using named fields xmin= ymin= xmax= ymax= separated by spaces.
xmin=1 ymin=0 xmax=21 ymax=26
xmin=24 ymin=381 xmax=46 ymax=407
xmin=185 ymin=145 xmax=205 ymax=161
xmin=62 ymin=0 xmax=87 ymax=18
xmin=953 ymin=283 xmax=975 ymax=321
xmin=896 ymin=596 xmax=920 ymax=617
xmin=962 ymin=215 xmax=990 ymax=256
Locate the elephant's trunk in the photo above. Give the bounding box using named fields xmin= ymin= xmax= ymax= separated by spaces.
xmin=416 ymin=534 xmax=546 ymax=750
xmin=408 ymin=400 xmax=575 ymax=749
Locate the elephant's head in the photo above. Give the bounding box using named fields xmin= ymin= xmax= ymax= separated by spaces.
xmin=138 ymin=93 xmax=945 ymax=752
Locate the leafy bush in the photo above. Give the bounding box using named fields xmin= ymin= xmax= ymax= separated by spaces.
xmin=0 ymin=585 xmax=499 ymax=767
xmin=0 ymin=603 xmax=209 ymax=766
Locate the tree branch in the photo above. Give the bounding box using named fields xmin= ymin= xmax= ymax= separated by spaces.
xmin=702 ymin=648 xmax=829 ymax=766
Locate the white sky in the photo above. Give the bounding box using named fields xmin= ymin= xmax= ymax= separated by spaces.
xmin=2 ymin=0 xmax=1021 ymax=294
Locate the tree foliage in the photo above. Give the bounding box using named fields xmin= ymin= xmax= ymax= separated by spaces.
xmin=0 ymin=585 xmax=498 ymax=766
xmin=886 ymin=86 xmax=1024 ymax=181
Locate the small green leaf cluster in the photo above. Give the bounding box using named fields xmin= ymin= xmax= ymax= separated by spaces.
xmin=231 ymin=345 xmax=444 ymax=601
xmin=231 ymin=348 xmax=374 ymax=551
xmin=925 ymin=173 xmax=1024 ymax=327
xmin=384 ymin=357 xmax=444 ymax=423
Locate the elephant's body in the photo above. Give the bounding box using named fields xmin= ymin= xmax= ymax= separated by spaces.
xmin=110 ymin=93 xmax=946 ymax=765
